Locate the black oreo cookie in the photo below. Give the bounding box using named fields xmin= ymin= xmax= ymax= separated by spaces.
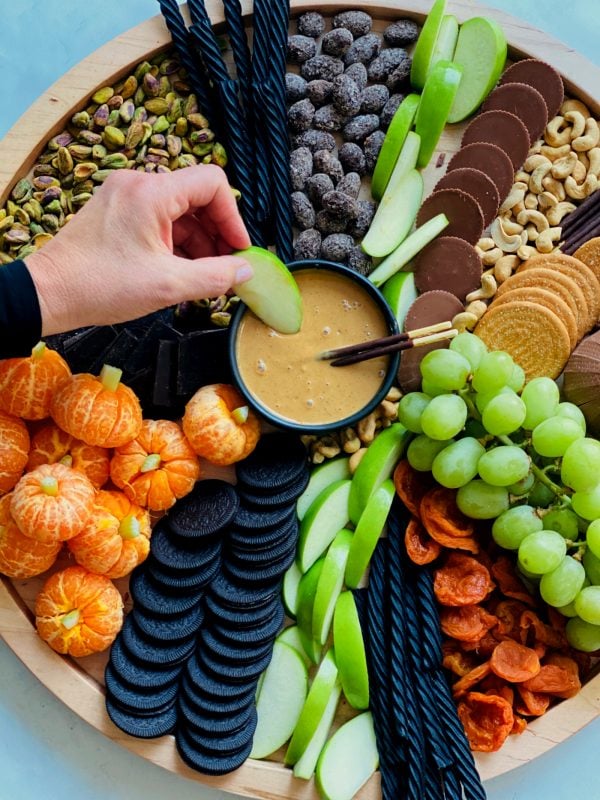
xmin=128 ymin=566 xmax=203 ymax=617
xmin=131 ymin=602 xmax=204 ymax=643
xmin=235 ymin=434 xmax=308 ymax=489
xmin=237 ymin=470 xmax=310 ymax=509
xmin=106 ymin=696 xmax=177 ymax=738
xmin=181 ymin=706 xmax=257 ymax=754
xmin=104 ymin=662 xmax=179 ymax=712
xmin=166 ymin=479 xmax=239 ymax=538
xmin=232 ymin=502 xmax=296 ymax=531
xmin=121 ymin=614 xmax=196 ymax=667
xmin=198 ymin=628 xmax=273 ymax=666
xmin=209 ymin=573 xmax=282 ymax=610
xmin=204 ymin=592 xmax=282 ymax=629
xmin=176 ymin=726 xmax=253 ymax=776
xmin=147 ymin=555 xmax=220 ymax=593
xmin=212 ymin=603 xmax=285 ymax=646
xmin=178 ymin=691 xmax=255 ymax=737
xmin=150 ymin=520 xmax=222 ymax=571
xmin=109 ymin=636 xmax=181 ymax=690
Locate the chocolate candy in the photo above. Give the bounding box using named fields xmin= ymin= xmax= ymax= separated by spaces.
xmin=413 ymin=236 xmax=483 ymax=302
xmin=462 ymin=109 xmax=530 ymax=170
xmin=435 ymin=167 xmax=500 ymax=227
xmin=499 ymin=58 xmax=564 ymax=119
xmin=482 ymin=82 xmax=548 ymax=144
xmin=416 ymin=188 xmax=485 ymax=245
xmin=446 ymin=142 xmax=514 ymax=204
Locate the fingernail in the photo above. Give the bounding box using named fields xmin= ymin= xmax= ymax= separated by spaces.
xmin=235 ymin=262 xmax=253 ymax=283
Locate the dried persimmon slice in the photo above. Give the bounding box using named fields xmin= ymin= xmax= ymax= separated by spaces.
xmin=490 ymin=640 xmax=541 ymax=683
xmin=434 ymin=553 xmax=494 ymax=607
xmin=457 ymin=691 xmax=514 ymax=752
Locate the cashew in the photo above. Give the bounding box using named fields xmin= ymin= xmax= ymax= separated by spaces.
xmin=501 ymin=216 xmax=524 ymax=235
xmin=540 ymin=144 xmax=572 ymax=161
xmin=535 ymin=227 xmax=562 ymax=253
xmin=542 ymin=175 xmax=567 ymax=201
xmin=525 ymin=223 xmax=539 ymax=242
xmin=379 ymin=399 xmax=399 ymax=419
xmin=524 ymin=192 xmax=538 ymax=209
xmin=565 ymin=173 xmax=598 ymax=199
xmin=588 ymin=148 xmax=600 ymax=177
xmin=546 ymin=201 xmax=576 ymax=226
xmin=538 ymin=191 xmax=559 ymax=211
xmin=481 ymin=247 xmax=503 ymax=265
xmin=349 ymin=448 xmax=367 ymax=474
xmin=494 ymin=254 xmax=520 ymax=283
xmin=561 ymin=98 xmax=591 ymax=118
xmin=513 ymin=201 xmax=526 ymax=216
xmin=357 ymin=413 xmax=377 ymax=444
xmin=491 ymin=217 xmax=524 ymax=251
xmin=578 ymin=152 xmax=590 ymax=172
xmin=498 ymin=182 xmax=527 ymax=214
xmin=517 ymin=244 xmax=537 ymax=260
xmin=529 ymin=160 xmax=554 ymax=193
xmin=515 ymin=170 xmax=531 ymax=183
xmin=516 ymin=208 xmax=550 ymax=232
xmin=551 ymin=152 xmax=578 ymax=179
xmin=572 ymin=159 xmax=587 ymax=184
xmin=524 ymin=154 xmax=551 ymax=172
xmin=452 ymin=311 xmax=479 ymax=333
xmin=476 ymin=237 xmax=497 ymax=251
xmin=385 ymin=386 xmax=401 ymax=402
xmin=466 ymin=273 xmax=497 ymax=302
xmin=572 ymin=118 xmax=600 ymax=152
xmin=545 ymin=117 xmax=572 ymax=147
xmin=465 ymin=300 xmax=488 ymax=319
xmin=529 ymin=138 xmax=544 ymax=155
xmin=564 ymin=110 xmax=586 ymax=139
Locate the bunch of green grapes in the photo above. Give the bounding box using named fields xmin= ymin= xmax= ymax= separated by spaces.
xmin=398 ymin=332 xmax=600 ymax=653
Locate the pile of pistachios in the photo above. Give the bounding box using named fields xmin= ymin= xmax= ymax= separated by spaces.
xmin=0 ymin=51 xmax=227 ymax=266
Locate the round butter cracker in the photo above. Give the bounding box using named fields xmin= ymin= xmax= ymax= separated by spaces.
xmin=489 ymin=287 xmax=578 ymax=348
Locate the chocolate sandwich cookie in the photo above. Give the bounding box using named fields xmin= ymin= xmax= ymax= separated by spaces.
xmin=176 ymin=725 xmax=253 ymax=775
xmin=462 ymin=109 xmax=530 ymax=170
xmin=237 ymin=470 xmax=310 ymax=509
xmin=204 ymin=592 xmax=283 ymax=629
xmin=104 ymin=662 xmax=180 ymax=713
xmin=235 ymin=433 xmax=308 ymax=490
xmin=499 ymin=58 xmax=564 ymax=119
xmin=166 ymin=479 xmax=239 ymax=539
xmin=416 ymin=188 xmax=485 ymax=245
xmin=198 ymin=644 xmax=274 ymax=684
xmin=209 ymin=572 xmax=283 ymax=611
xmin=414 ymin=236 xmax=483 ymax=302
xmin=120 ymin=614 xmax=197 ymax=667
xmin=232 ymin=502 xmax=297 ymax=531
xmin=482 ymin=82 xmax=549 ymax=144
xmin=178 ymin=691 xmax=255 ymax=737
xmin=106 ymin=696 xmax=177 ymax=738
xmin=212 ymin=603 xmax=285 ymax=647
xmin=434 ymin=168 xmax=500 ymax=227
xmin=227 ymin=516 xmax=299 ymax=552
xmin=181 ymin=707 xmax=257 ymax=753
xmin=150 ymin=520 xmax=222 ymax=572
xmin=129 ymin=565 xmax=204 ymax=618
xmin=223 ymin=545 xmax=297 ymax=586
xmin=446 ymin=142 xmax=514 ymax=203
xmin=226 ymin=529 xmax=298 ymax=567
xmin=198 ymin=627 xmax=274 ymax=666
xmin=109 ymin=635 xmax=181 ymax=690
xmin=184 ymin=650 xmax=259 ymax=699
xmin=131 ymin=602 xmax=204 ymax=643
xmin=180 ymin=673 xmax=257 ymax=718
xmin=147 ymin=554 xmax=221 ymax=593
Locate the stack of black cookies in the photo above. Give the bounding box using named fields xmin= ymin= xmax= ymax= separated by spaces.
xmin=105 ymin=434 xmax=310 ymax=776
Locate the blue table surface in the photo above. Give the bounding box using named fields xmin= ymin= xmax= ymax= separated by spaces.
xmin=2 ymin=2 xmax=600 ymax=799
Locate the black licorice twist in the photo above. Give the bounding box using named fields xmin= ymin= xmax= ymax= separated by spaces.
xmin=221 ymin=0 xmax=253 ymax=120
xmin=250 ymin=0 xmax=275 ymax=227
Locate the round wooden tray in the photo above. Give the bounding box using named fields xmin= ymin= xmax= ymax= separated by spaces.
xmin=2 ymin=2 xmax=600 ymax=796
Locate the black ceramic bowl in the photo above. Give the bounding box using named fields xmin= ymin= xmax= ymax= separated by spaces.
xmin=228 ymin=259 xmax=399 ymax=433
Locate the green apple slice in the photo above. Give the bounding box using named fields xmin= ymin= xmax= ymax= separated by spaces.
xmin=345 ymin=479 xmax=395 ymax=589
xmin=296 ymin=557 xmax=325 ymax=664
xmin=232 ymin=245 xmax=302 ymax=334
xmin=277 ymin=625 xmax=312 ymax=669
xmin=382 ymin=271 xmax=417 ymax=330
xmin=297 ymin=457 xmax=351 ymax=522
xmin=251 ymin=641 xmax=309 ymax=759
xmin=298 ymin=479 xmax=351 ymax=573
xmin=428 ymin=15 xmax=459 ymax=74
xmin=313 ymin=529 xmax=354 ymax=646
xmin=380 ymin=131 xmax=421 ymax=200
xmin=368 ymin=213 xmax=449 ymax=287
xmin=333 ymin=592 xmax=370 ymax=710
xmin=283 ymin=560 xmax=303 ymax=618
xmin=348 ymin=423 xmax=409 ymax=525
xmin=361 ymin=169 xmax=424 ymax=258
xmin=371 ymin=95 xmax=420 ymax=201
xmin=293 ymin=683 xmax=342 ymax=780
xmin=316 ymin=712 xmax=379 ymax=800
xmin=415 ymin=59 xmax=463 ymax=168
xmin=285 ymin=649 xmax=340 ymax=766
xmin=447 ymin=17 xmax=508 ymax=123
xmin=410 ymin=0 xmax=447 ymax=90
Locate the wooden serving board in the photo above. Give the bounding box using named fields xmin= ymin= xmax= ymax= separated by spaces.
xmin=2 ymin=2 xmax=600 ymax=795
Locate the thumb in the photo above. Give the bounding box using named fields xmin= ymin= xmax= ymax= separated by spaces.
xmin=165 ymin=254 xmax=253 ymax=303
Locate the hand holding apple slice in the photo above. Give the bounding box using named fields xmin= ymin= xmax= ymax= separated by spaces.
xmin=232 ymin=246 xmax=302 ymax=334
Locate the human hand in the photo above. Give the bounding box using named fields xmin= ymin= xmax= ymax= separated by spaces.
xmin=25 ymin=164 xmax=253 ymax=336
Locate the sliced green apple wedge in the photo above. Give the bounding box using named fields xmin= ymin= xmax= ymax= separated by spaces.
xmin=232 ymin=245 xmax=302 ymax=334
xmin=293 ymin=683 xmax=342 ymax=780
xmin=251 ymin=641 xmax=308 ymax=759
xmin=410 ymin=0 xmax=447 ymax=90
xmin=345 ymin=479 xmax=395 ymax=588
xmin=277 ymin=625 xmax=312 ymax=669
xmin=333 ymin=592 xmax=369 ymax=710
xmin=428 ymin=15 xmax=459 ymax=74
xmin=313 ymin=529 xmax=354 ymax=646
xmin=382 ymin=271 xmax=417 ymax=329
xmin=297 ymin=457 xmax=351 ymax=522
xmin=285 ymin=649 xmax=340 ymax=766
xmin=348 ymin=423 xmax=409 ymax=525
xmin=371 ymin=95 xmax=420 ymax=201
xmin=415 ymin=59 xmax=463 ymax=168
xmin=447 ymin=16 xmax=507 ymax=123
xmin=296 ymin=557 xmax=325 ymax=664
xmin=361 ymin=169 xmax=424 ymax=258
xmin=298 ymin=479 xmax=351 ymax=573
xmin=283 ymin=559 xmax=303 ymax=618
xmin=316 ymin=712 xmax=379 ymax=800
xmin=368 ymin=213 xmax=449 ymax=287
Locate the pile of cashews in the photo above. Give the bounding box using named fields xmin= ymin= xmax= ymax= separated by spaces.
xmin=452 ymin=98 xmax=600 ymax=333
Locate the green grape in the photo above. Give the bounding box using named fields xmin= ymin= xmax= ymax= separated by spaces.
xmin=539 ymin=556 xmax=586 ymax=607
xmin=449 ymin=331 xmax=487 ymax=371
xmin=571 ymin=484 xmax=600 ymax=521
xmin=474 ymin=386 xmax=512 ymax=415
xmin=507 ymin=471 xmax=535 ymax=496
xmin=561 ymin=438 xmax=600 ymax=493
xmin=521 ymin=377 xmax=559 ymax=429
xmin=586 ymin=519 xmax=600 ymax=559
xmin=464 ymin=418 xmax=487 ymax=439
xmin=517 ymin=562 xmax=541 ymax=583
xmin=542 ymin=507 xmax=579 ymax=540
xmin=420 ymin=349 xmax=471 ymax=392
xmin=421 ymin=377 xmax=447 ymax=397
xmin=583 ymin=548 xmax=600 ymax=585
xmin=420 ymin=394 xmax=467 ymax=440
xmin=556 ymin=600 xmax=579 ymax=618
xmin=527 ymin=479 xmax=556 ymax=509
xmin=531 ymin=416 xmax=584 ymax=458
xmin=477 ymin=445 xmax=530 ymax=487
xmin=566 ymin=617 xmax=600 ymax=651
xmin=431 ymin=437 xmax=485 ymax=489
xmin=491 ymin=505 xmax=543 ymax=550
xmin=508 ymin=363 xmax=526 ymax=393
xmin=481 ymin=391 xmax=526 ymax=436
xmin=471 ymin=351 xmax=515 ymax=394
xmin=517 ymin=530 xmax=567 ymax=575
xmin=407 ymin=435 xmax=452 ymax=472
xmin=397 ymin=392 xmax=430 ymax=434
xmin=456 ymin=480 xmax=510 ymax=519
xmin=574 ymin=585 xmax=600 ymax=625
xmin=555 ymin=402 xmax=586 ymax=433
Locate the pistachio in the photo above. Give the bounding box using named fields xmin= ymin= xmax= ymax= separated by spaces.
xmin=133 ymin=106 xmax=148 ymax=122
xmin=91 ymin=169 xmax=115 ymax=183
xmin=56 ymin=147 xmax=74 ymax=176
xmin=143 ymin=72 xmax=160 ymax=97
xmin=3 ymin=227 xmax=31 ymax=245
xmin=78 ymin=130 xmax=103 ymax=146
xmin=92 ymin=86 xmax=114 ymax=104
xmin=192 ymin=142 xmax=214 ymax=157
xmin=68 ymin=143 xmax=94 ymax=160
xmin=211 ymin=142 xmax=228 ymax=167
xmin=32 ymin=232 xmax=55 ymax=249
xmin=103 ymin=126 xmax=126 ymax=149
xmin=0 ymin=253 xmax=15 ymax=264
xmin=23 ymin=199 xmax=43 ymax=222
xmin=178 ymin=153 xmax=198 ymax=168
xmin=108 ymin=94 xmax=124 ymax=111
xmin=210 ymin=311 xmax=232 ymax=327
xmin=160 ymin=58 xmax=180 ymax=76
xmin=134 ymin=61 xmax=152 ymax=82
xmin=152 ymin=114 xmax=170 ymax=133
xmin=71 ymin=110 xmax=91 ymax=129
xmin=166 ymin=134 xmax=182 ymax=157
xmin=0 ymin=216 xmax=14 ymax=233
xmin=70 ymin=193 xmax=93 ymax=207
xmin=6 ymin=201 xmax=18 ymax=217
xmin=44 ymin=199 xmax=64 ymax=215
xmin=33 ymin=164 xmax=57 ymax=177
xmin=11 ymin=178 xmax=33 ymax=203
xmin=173 ymin=80 xmax=191 ymax=95
xmin=92 ymin=144 xmax=108 ymax=160
xmin=119 ymin=99 xmax=135 ymax=124
xmin=150 ymin=134 xmax=166 ymax=149
xmin=120 ymin=75 xmax=138 ymax=100
xmin=175 ymin=117 xmax=188 ymax=136
xmin=40 ymin=187 xmax=62 ymax=205
xmin=190 ymin=128 xmax=215 ymax=144
xmin=100 ymin=153 xmax=129 ymax=169
xmin=48 ymin=132 xmax=74 ymax=150
xmin=144 ymin=97 xmax=169 ymax=115
xmin=14 ymin=208 xmax=30 ymax=226
xmin=17 ymin=245 xmax=36 ymax=259
xmin=93 ymin=104 xmax=110 ymax=128
xmin=125 ymin=120 xmax=145 ymax=149
xmin=73 ymin=162 xmax=98 ymax=181
xmin=167 ymin=98 xmax=183 ymax=124
xmin=187 ymin=112 xmax=210 ymax=129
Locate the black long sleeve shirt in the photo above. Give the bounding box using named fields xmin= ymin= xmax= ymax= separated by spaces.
xmin=0 ymin=259 xmax=42 ymax=358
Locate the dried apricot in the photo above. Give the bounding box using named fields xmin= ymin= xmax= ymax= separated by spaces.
xmin=434 ymin=553 xmax=494 ymax=607
xmin=405 ymin=516 xmax=442 ymax=564
xmin=493 ymin=599 xmax=530 ymax=640
xmin=521 ymin=663 xmax=581 ymax=699
xmin=393 ymin=459 xmax=434 ymax=517
xmin=512 ymin=715 xmax=527 ymax=735
xmin=440 ymin=605 xmax=498 ymax=643
xmin=520 ymin=609 xmax=566 ymax=650
xmin=457 ymin=691 xmax=514 ymax=752
xmin=515 ymin=686 xmax=550 ymax=716
xmin=420 ymin=486 xmax=475 ymax=539
xmin=491 ymin=557 xmax=537 ymax=607
xmin=490 ymin=640 xmax=541 ymax=683
xmin=442 ymin=644 xmax=479 ymax=677
xmin=452 ymin=661 xmax=492 ymax=697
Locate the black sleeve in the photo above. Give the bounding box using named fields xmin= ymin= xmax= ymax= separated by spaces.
xmin=0 ymin=259 xmax=43 ymax=358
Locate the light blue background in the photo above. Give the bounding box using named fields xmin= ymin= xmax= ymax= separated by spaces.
xmin=2 ymin=2 xmax=600 ymax=799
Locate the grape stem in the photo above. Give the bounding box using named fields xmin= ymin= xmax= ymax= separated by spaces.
xmin=529 ymin=461 xmax=572 ymax=503
xmin=460 ymin=389 xmax=480 ymax=421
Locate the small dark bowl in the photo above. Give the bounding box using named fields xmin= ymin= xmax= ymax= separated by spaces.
xmin=228 ymin=259 xmax=399 ymax=433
